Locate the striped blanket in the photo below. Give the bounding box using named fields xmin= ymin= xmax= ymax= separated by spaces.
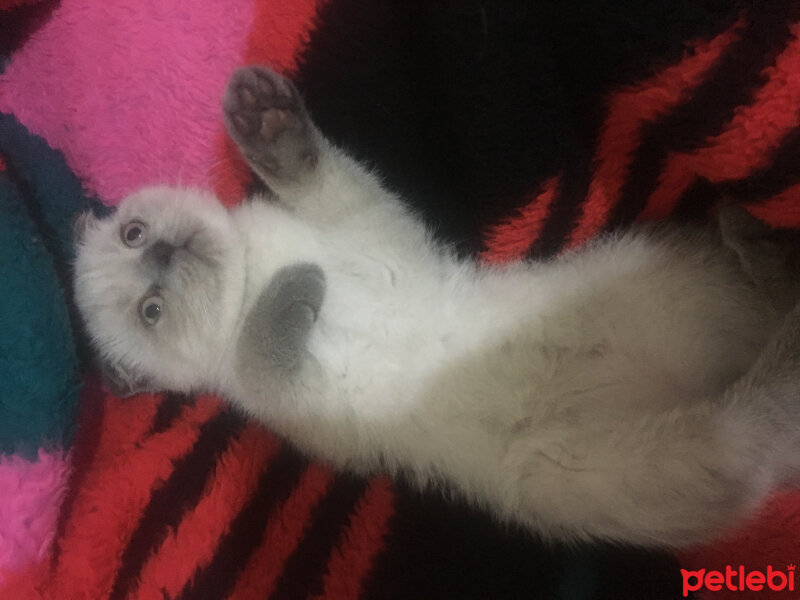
xmin=2 ymin=1 xmax=800 ymax=598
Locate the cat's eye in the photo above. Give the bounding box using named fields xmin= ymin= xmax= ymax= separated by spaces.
xmin=139 ymin=295 xmax=164 ymax=326
xmin=121 ymin=221 xmax=147 ymax=248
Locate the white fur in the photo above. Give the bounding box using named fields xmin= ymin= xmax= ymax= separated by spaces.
xmin=73 ymin=136 xmax=799 ymax=548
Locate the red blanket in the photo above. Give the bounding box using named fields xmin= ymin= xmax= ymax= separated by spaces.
xmin=2 ymin=1 xmax=799 ymax=598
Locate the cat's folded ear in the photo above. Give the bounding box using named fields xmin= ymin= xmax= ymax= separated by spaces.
xmin=100 ymin=360 xmax=153 ymax=398
xmin=72 ymin=205 xmax=117 ymax=244
xmin=72 ymin=212 xmax=94 ymax=244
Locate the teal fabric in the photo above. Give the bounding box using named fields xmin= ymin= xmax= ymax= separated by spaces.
xmin=0 ymin=113 xmax=106 ymax=276
xmin=0 ymin=173 xmax=77 ymax=455
xmin=0 ymin=113 xmax=103 ymax=456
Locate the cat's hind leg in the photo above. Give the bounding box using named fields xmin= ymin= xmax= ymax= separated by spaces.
xmin=510 ymin=299 xmax=800 ymax=547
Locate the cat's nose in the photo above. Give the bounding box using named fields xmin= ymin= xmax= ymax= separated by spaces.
xmin=146 ymin=240 xmax=175 ymax=268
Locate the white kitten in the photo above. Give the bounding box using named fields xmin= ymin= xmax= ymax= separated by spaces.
xmin=73 ymin=66 xmax=800 ymax=548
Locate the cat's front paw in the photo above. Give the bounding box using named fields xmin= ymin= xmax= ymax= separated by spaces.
xmin=223 ymin=66 xmax=319 ymax=183
xmin=239 ymin=263 xmax=326 ymax=376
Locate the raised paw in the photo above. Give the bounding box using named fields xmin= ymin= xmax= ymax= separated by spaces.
xmin=223 ymin=66 xmax=319 ymax=183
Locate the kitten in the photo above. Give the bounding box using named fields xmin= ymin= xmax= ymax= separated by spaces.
xmin=73 ymin=65 xmax=800 ymax=548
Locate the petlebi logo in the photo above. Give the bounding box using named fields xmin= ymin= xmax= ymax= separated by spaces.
xmin=681 ymin=564 xmax=796 ymax=597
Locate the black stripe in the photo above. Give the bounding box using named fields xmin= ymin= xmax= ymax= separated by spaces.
xmin=175 ymin=445 xmax=308 ymax=600
xmin=108 ymin=410 xmax=245 ymax=600
xmin=608 ymin=2 xmax=800 ymax=230
xmin=269 ymin=474 xmax=368 ymax=600
xmin=363 ymin=477 xmax=565 ymax=600
xmin=147 ymin=393 xmax=195 ymax=436
xmin=525 ymin=146 xmax=593 ymax=259
xmin=670 ymin=177 xmax=722 ymax=224
xmin=592 ymin=542 xmax=696 ymax=600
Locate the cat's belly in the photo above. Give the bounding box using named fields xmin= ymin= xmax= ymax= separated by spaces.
xmin=272 ymin=226 xmax=781 ymax=493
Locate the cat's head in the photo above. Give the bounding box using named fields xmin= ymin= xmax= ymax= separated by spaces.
xmin=73 ymin=186 xmax=247 ymax=396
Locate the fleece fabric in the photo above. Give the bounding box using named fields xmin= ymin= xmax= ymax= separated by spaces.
xmin=1 ymin=1 xmax=799 ymax=599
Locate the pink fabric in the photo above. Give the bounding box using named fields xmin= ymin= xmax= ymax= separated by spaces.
xmin=0 ymin=0 xmax=253 ymax=204
xmin=0 ymin=450 xmax=70 ymax=582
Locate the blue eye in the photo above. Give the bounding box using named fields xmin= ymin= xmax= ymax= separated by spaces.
xmin=122 ymin=221 xmax=147 ymax=247
xmin=139 ymin=295 xmax=163 ymax=326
